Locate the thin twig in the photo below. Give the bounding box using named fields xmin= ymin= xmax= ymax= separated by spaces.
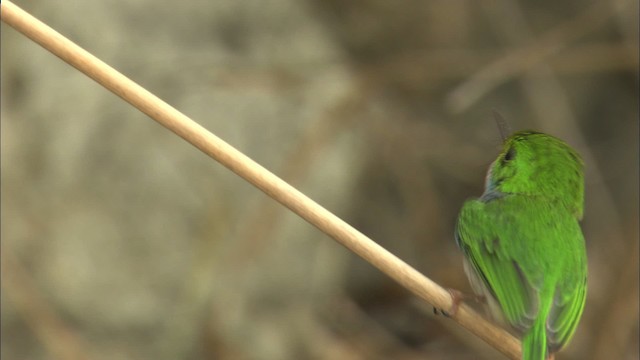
xmin=226 ymin=94 xmax=362 ymax=268
xmin=591 ymin=235 xmax=640 ymax=359
xmin=357 ymin=43 xmax=638 ymax=86
xmin=1 ymin=2 xmax=520 ymax=358
xmin=1 ymin=247 xmax=92 ymax=360
xmin=446 ymin=0 xmax=635 ymax=113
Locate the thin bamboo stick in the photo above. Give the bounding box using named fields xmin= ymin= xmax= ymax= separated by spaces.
xmin=1 ymin=2 xmax=521 ymax=358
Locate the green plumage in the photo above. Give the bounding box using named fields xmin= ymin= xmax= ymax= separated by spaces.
xmin=455 ymin=131 xmax=587 ymax=360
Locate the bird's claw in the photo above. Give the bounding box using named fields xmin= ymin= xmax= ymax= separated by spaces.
xmin=433 ymin=288 xmax=485 ymax=318
xmin=433 ymin=288 xmax=464 ymax=317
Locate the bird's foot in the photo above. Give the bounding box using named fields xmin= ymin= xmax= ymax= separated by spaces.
xmin=433 ymin=289 xmax=485 ymax=318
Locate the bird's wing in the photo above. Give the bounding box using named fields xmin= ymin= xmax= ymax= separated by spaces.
xmin=455 ymin=199 xmax=539 ymax=331
xmin=547 ymin=256 xmax=587 ymax=351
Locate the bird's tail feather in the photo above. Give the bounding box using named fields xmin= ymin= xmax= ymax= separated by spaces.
xmin=522 ymin=319 xmax=548 ymax=360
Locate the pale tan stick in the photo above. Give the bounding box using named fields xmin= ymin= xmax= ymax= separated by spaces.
xmin=1 ymin=2 xmax=520 ymax=358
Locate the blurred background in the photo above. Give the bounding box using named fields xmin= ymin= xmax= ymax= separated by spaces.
xmin=1 ymin=0 xmax=638 ymax=359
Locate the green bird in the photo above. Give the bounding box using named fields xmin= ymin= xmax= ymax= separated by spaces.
xmin=455 ymin=130 xmax=587 ymax=360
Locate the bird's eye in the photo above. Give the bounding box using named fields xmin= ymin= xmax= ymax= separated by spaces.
xmin=504 ymin=147 xmax=515 ymax=161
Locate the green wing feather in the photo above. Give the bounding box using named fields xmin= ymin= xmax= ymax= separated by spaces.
xmin=547 ymin=273 xmax=587 ymax=351
xmin=455 ymin=198 xmax=539 ymax=330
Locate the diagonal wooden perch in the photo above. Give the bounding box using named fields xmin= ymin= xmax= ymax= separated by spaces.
xmin=1 ymin=2 xmax=520 ymax=358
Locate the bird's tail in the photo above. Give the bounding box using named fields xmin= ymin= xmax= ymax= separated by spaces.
xmin=522 ymin=319 xmax=548 ymax=360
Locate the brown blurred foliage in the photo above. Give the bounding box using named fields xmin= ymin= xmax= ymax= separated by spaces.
xmin=2 ymin=0 xmax=638 ymax=359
